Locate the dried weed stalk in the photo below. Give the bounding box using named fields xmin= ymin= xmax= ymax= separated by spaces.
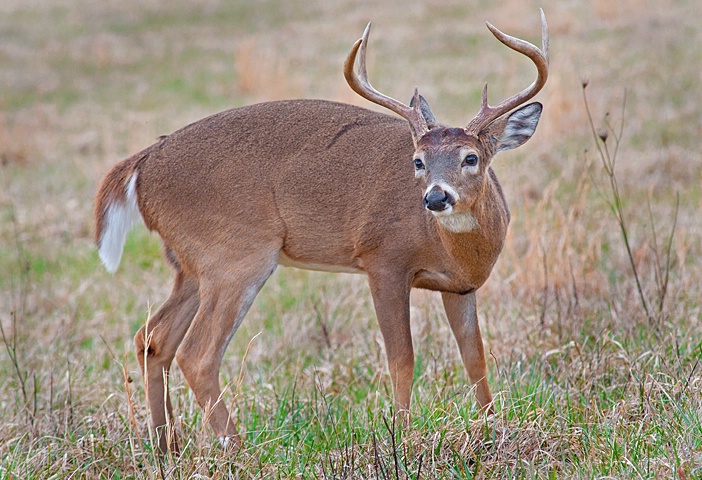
xmin=581 ymin=81 xmax=679 ymax=327
xmin=0 ymin=195 xmax=38 ymax=433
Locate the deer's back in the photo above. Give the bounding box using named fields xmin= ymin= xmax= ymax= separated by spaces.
xmin=135 ymin=100 xmax=430 ymax=271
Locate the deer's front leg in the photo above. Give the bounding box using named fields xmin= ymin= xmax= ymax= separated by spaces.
xmin=368 ymin=272 xmax=414 ymax=421
xmin=441 ymin=291 xmax=493 ymax=413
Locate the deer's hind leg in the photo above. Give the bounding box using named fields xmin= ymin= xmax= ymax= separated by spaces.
xmin=175 ymin=246 xmax=279 ymax=449
xmin=135 ymin=256 xmax=200 ymax=454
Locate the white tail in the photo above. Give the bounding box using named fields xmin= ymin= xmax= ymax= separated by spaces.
xmin=97 ymin=173 xmax=141 ymax=273
xmin=95 ymin=12 xmax=549 ymax=454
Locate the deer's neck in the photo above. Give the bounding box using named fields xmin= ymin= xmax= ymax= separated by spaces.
xmin=436 ymin=179 xmax=509 ymax=288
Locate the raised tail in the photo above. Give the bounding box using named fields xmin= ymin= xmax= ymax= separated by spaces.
xmin=94 ymin=155 xmax=144 ymax=273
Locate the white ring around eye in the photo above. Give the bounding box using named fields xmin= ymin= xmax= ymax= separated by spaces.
xmin=460 ymin=148 xmax=480 ymax=174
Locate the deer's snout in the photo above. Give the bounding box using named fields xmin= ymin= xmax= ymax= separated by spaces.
xmin=423 ymin=185 xmax=456 ymax=212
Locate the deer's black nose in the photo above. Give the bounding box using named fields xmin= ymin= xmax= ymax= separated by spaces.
xmin=423 ymin=188 xmax=452 ymax=212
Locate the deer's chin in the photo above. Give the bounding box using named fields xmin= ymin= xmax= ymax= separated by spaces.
xmin=435 ymin=209 xmax=479 ymax=233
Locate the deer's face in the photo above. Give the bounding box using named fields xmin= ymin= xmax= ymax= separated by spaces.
xmin=411 ymin=103 xmax=543 ymax=233
xmin=413 ymin=128 xmax=489 ymax=229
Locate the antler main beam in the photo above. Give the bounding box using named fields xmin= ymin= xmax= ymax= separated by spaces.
xmin=344 ymin=23 xmax=429 ymax=143
xmin=466 ymin=9 xmax=549 ymax=133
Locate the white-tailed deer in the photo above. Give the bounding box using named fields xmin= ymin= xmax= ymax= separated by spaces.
xmin=95 ymin=12 xmax=548 ymax=453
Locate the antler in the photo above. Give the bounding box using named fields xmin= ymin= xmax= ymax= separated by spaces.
xmin=344 ymin=23 xmax=429 ymax=143
xmin=465 ymin=9 xmax=549 ymax=133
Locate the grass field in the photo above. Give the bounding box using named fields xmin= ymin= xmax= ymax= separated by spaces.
xmin=1 ymin=0 xmax=701 ymax=478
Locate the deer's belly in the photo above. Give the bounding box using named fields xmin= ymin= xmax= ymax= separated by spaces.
xmin=277 ymin=252 xmax=365 ymax=275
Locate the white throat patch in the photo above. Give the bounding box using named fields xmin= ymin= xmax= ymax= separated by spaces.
xmin=436 ymin=210 xmax=479 ymax=233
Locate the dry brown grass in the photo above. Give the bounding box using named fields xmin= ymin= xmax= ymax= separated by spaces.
xmin=1 ymin=0 xmax=701 ymax=477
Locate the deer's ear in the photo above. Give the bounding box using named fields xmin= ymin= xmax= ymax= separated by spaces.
xmin=484 ymin=102 xmax=542 ymax=153
xmin=410 ymin=94 xmax=438 ymax=129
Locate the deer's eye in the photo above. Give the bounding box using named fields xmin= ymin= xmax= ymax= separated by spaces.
xmin=414 ymin=158 xmax=425 ymax=170
xmin=462 ymin=154 xmax=479 ymax=167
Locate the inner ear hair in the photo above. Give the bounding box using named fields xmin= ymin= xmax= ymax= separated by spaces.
xmin=490 ymin=102 xmax=543 ymax=153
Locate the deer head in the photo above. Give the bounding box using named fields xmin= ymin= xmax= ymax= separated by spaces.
xmin=345 ymin=11 xmax=549 ymax=231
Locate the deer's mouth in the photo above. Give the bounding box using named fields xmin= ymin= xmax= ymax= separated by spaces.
xmin=428 ymin=204 xmax=454 ymax=217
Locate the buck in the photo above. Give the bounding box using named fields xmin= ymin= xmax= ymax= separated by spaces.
xmin=95 ymin=12 xmax=548 ymax=453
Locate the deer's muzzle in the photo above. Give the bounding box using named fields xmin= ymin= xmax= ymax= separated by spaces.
xmin=423 ymin=186 xmax=455 ymax=212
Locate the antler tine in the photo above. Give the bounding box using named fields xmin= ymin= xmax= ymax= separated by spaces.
xmin=466 ymin=10 xmax=549 ymax=133
xmin=540 ymin=8 xmax=550 ymax=65
xmin=344 ymin=23 xmax=428 ymax=143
